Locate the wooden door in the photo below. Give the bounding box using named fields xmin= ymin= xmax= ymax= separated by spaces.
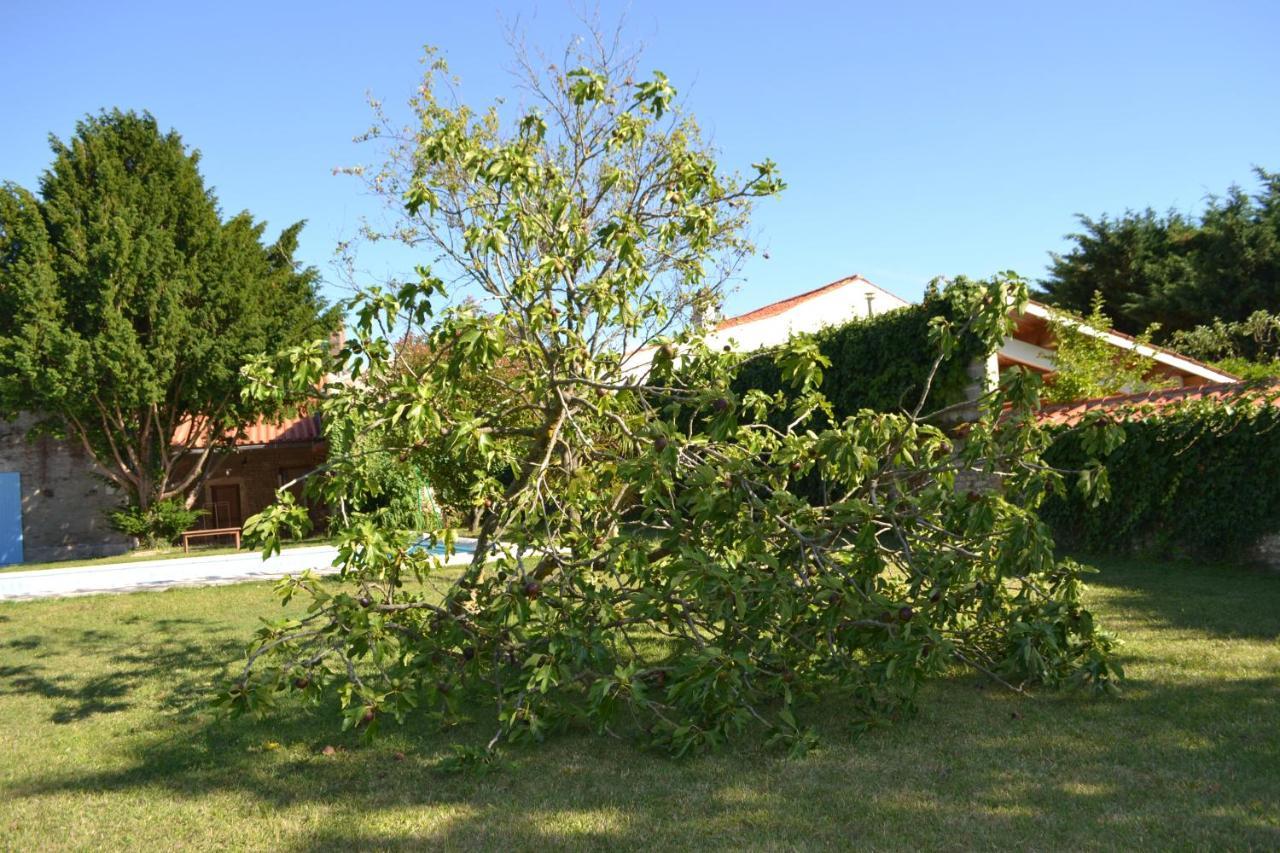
xmin=209 ymin=484 xmax=242 ymax=528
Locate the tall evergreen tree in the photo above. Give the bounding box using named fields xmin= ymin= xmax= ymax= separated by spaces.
xmin=0 ymin=109 xmax=338 ymax=510
xmin=1038 ymin=168 xmax=1280 ymax=338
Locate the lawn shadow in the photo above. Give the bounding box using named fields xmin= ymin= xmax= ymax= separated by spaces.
xmin=0 ymin=618 xmax=244 ymax=724
xmin=1081 ymin=555 xmax=1280 ymax=640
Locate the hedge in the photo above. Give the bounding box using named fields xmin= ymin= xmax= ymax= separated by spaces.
xmin=730 ymin=286 xmax=989 ymax=420
xmin=1039 ymin=389 xmax=1280 ymax=559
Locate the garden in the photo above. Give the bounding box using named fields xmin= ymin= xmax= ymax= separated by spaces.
xmin=2 ymin=18 xmax=1279 ymax=852
xmin=1 ymin=555 xmax=1276 ymax=849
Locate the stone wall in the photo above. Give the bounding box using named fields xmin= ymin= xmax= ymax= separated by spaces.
xmin=0 ymin=415 xmax=132 ymax=563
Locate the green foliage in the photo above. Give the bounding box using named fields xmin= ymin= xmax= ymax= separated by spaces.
xmin=731 ymin=279 xmax=993 ymax=419
xmin=387 ymin=334 xmax=527 ymax=523
xmin=1168 ymin=310 xmax=1280 ymax=380
xmin=0 ymin=109 xmax=339 ymax=510
xmin=223 ymin=39 xmax=1119 ymax=758
xmin=1042 ymin=293 xmax=1170 ymax=404
xmin=320 ymin=407 xmax=443 ymax=534
xmin=1040 ymin=386 xmax=1280 ymax=558
xmin=107 ymin=497 xmax=205 ymax=549
xmin=1207 ymin=357 xmax=1280 ymax=381
xmin=1038 ymin=168 xmax=1280 ymax=337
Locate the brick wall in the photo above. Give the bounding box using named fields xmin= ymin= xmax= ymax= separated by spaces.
xmin=0 ymin=415 xmax=133 ymax=563
xmin=192 ymin=442 xmax=329 ymax=532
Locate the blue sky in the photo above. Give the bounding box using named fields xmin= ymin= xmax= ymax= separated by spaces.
xmin=3 ymin=1 xmax=1278 ymax=317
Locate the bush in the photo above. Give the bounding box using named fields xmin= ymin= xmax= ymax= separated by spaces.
xmin=731 ymin=280 xmax=991 ymax=421
xmin=108 ymin=498 xmax=206 ymax=549
xmin=1168 ymin=310 xmax=1280 ymax=381
xmin=1040 ymin=386 xmax=1280 ymax=559
xmin=1168 ymin=309 xmax=1280 ymax=364
xmin=318 ymin=408 xmax=444 ymax=534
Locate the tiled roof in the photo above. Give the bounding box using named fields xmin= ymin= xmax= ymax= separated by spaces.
xmin=716 ymin=274 xmax=886 ymax=331
xmin=235 ymin=413 xmax=323 ymax=446
xmin=1036 ymin=380 xmax=1280 ymax=427
xmin=174 ymin=412 xmax=324 ymax=449
xmin=1023 ymin=299 xmax=1238 ymax=381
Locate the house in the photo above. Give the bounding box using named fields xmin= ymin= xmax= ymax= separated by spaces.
xmin=0 ymin=414 xmax=133 ymax=563
xmin=623 ymin=275 xmax=909 ymax=376
xmin=998 ymin=300 xmax=1236 ymax=388
xmin=693 ymin=274 xmax=1235 ymax=391
xmin=0 ymin=273 xmax=1234 ymax=566
xmin=704 ymin=275 xmax=910 ymax=352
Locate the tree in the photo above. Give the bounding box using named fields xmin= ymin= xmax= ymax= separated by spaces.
xmin=0 ymin=110 xmax=339 ymax=512
xmin=228 ymin=38 xmax=1120 ymax=756
xmin=387 ymin=331 xmax=529 ymax=527
xmin=1038 ymin=168 xmax=1280 ymax=338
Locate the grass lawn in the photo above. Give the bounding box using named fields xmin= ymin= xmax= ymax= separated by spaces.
xmin=0 ymin=557 xmax=1276 ymax=850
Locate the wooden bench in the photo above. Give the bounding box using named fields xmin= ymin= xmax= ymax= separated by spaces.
xmin=180 ymin=527 xmax=242 ymax=553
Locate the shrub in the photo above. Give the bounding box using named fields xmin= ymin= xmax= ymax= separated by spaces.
xmin=1168 ymin=309 xmax=1280 ymax=364
xmin=1168 ymin=310 xmax=1280 ymax=381
xmin=731 ymin=278 xmax=993 ymax=420
xmin=314 ymin=408 xmax=443 ymax=535
xmin=1040 ymin=385 xmax=1280 ymax=559
xmin=108 ymin=498 xmax=206 ymax=549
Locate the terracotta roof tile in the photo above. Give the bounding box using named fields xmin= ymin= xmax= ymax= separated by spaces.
xmin=235 ymin=413 xmax=323 ymax=446
xmin=174 ymin=412 xmax=324 ymax=449
xmin=716 ymin=274 xmax=881 ymax=331
xmin=1035 ymin=380 xmax=1280 ymax=427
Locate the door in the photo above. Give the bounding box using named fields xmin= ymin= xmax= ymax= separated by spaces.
xmin=0 ymin=472 xmax=23 ymax=565
xmin=209 ymin=484 xmax=242 ymax=529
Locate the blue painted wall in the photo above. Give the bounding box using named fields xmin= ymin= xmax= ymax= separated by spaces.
xmin=0 ymin=472 xmax=24 ymax=565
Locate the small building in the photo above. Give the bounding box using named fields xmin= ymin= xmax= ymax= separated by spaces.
xmin=999 ymin=300 xmax=1236 ymax=388
xmin=623 ymin=275 xmax=908 ymax=376
xmin=0 ymin=411 xmax=329 ymax=566
xmin=185 ymin=413 xmax=329 ymax=534
xmin=704 ymin=275 xmax=909 ymax=352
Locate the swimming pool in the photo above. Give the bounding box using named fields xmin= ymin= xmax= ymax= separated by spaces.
xmin=409 ymin=537 xmax=478 ymax=557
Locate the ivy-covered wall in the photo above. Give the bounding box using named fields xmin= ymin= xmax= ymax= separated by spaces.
xmin=730 ymin=290 xmax=990 ymax=420
xmin=1040 ymin=396 xmax=1280 ymax=559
